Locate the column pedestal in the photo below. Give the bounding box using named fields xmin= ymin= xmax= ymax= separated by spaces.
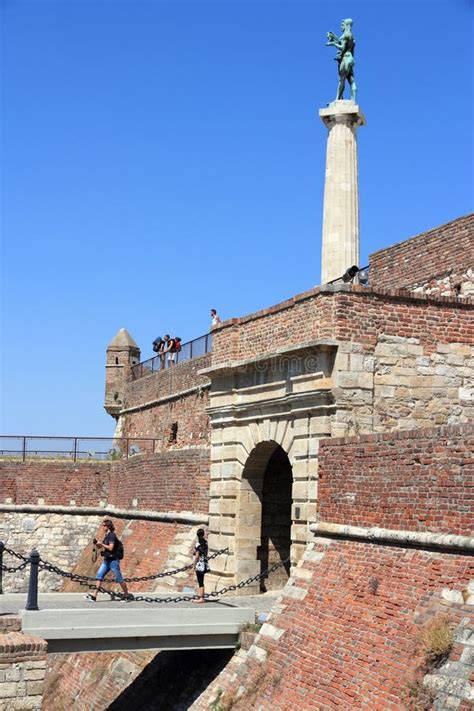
xmin=319 ymin=100 xmax=365 ymax=284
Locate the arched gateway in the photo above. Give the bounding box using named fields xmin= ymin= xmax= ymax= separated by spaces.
xmin=239 ymin=441 xmax=292 ymax=591
xmin=203 ymin=343 xmax=338 ymax=595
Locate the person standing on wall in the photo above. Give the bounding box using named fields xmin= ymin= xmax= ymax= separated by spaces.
xmin=210 ymin=309 xmax=221 ymax=326
xmin=192 ymin=528 xmax=210 ymax=604
xmin=152 ymin=335 xmax=163 ymax=363
xmin=84 ymin=519 xmax=133 ymax=602
xmin=162 ymin=334 xmax=177 ymax=367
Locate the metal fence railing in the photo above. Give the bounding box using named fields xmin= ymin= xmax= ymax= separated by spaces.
xmin=0 ymin=436 xmax=159 ymax=462
xmin=131 ymin=333 xmax=212 ymax=381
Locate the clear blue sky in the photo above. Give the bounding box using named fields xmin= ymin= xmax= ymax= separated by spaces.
xmin=1 ymin=0 xmax=473 ymax=436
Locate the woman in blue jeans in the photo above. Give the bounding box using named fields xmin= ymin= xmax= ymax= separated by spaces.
xmin=85 ymin=519 xmax=132 ymax=602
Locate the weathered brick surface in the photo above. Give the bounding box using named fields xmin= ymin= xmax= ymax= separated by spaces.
xmin=0 ymin=448 xmax=210 ymax=513
xmin=333 ymin=288 xmax=473 ymax=354
xmin=120 ymin=389 xmax=210 ymax=449
xmin=369 ymin=213 xmax=474 ymax=296
xmin=194 ymin=540 xmax=474 ymax=710
xmin=43 ymin=650 xmax=156 ymax=711
xmin=118 ymin=354 xmax=211 ymax=447
xmin=44 ymin=648 xmax=234 ymax=711
xmin=211 ymin=287 xmax=473 ymax=366
xmin=0 ymin=634 xmax=47 ymax=660
xmin=125 ymin=353 xmax=211 ymax=409
xmin=110 ymin=449 xmax=210 ymax=513
xmin=318 ymin=424 xmax=474 ymax=535
xmin=0 ymin=462 xmax=110 ymax=508
xmin=0 ymin=618 xmax=21 ymax=634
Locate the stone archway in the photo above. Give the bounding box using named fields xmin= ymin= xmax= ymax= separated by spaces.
xmin=236 ymin=440 xmax=292 ymax=593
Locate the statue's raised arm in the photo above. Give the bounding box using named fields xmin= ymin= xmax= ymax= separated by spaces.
xmin=326 ymin=31 xmax=339 ymax=45
xmin=325 ymin=19 xmax=357 ymax=103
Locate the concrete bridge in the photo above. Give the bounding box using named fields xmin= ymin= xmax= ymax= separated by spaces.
xmin=0 ymin=592 xmax=277 ymax=653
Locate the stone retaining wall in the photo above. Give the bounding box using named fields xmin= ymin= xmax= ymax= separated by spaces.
xmin=0 ymin=631 xmax=47 ymax=711
xmin=0 ymin=513 xmax=199 ymax=594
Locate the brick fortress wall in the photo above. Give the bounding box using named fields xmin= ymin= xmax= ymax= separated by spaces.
xmin=0 ymin=449 xmax=210 ymax=514
xmin=209 ymin=286 xmax=473 ymax=438
xmin=195 ymin=540 xmax=474 ymax=711
xmin=194 ymin=423 xmax=474 ymax=710
xmin=317 ymin=424 xmax=474 ymax=535
xmin=211 ymin=286 xmax=474 ymax=366
xmin=117 ymin=353 xmax=211 ymax=447
xmin=369 ymin=213 xmax=474 ymax=297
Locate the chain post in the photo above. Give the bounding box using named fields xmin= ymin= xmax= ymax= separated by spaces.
xmin=0 ymin=541 xmax=4 ymax=594
xmin=25 ymin=549 xmax=40 ymax=611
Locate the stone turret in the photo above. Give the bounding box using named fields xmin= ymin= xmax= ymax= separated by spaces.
xmin=104 ymin=328 xmax=140 ymax=419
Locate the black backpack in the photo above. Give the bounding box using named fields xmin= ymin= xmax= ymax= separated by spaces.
xmin=115 ymin=539 xmax=124 ymax=560
xmin=152 ymin=336 xmax=163 ymax=353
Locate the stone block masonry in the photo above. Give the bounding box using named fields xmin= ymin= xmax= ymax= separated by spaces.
xmin=317 ymin=424 xmax=474 ymax=536
xmin=0 ymin=633 xmax=47 ymax=711
xmin=0 ymin=512 xmax=99 ymax=593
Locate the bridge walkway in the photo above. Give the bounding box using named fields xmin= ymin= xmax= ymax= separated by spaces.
xmin=0 ymin=592 xmax=280 ymax=654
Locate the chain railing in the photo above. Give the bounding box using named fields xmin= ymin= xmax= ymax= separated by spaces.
xmin=131 ymin=333 xmax=212 ymax=380
xmin=0 ymin=543 xmax=291 ymax=606
xmin=0 ymin=436 xmax=159 ymax=462
xmin=37 ymin=547 xmax=229 ymax=585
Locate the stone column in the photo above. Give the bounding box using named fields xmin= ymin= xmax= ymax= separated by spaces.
xmin=319 ymin=100 xmax=365 ymax=284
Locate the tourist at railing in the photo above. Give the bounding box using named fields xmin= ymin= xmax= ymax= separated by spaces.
xmin=173 ymin=336 xmax=182 ymax=360
xmin=210 ymin=308 xmax=221 ymax=326
xmin=132 ymin=332 xmax=212 ymax=380
xmin=161 ymin=334 xmax=175 ymax=368
xmin=152 ymin=335 xmax=163 ymax=354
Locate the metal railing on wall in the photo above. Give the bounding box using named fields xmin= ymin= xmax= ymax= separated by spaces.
xmin=131 ymin=333 xmax=212 ymax=381
xmin=0 ymin=436 xmax=159 ymax=462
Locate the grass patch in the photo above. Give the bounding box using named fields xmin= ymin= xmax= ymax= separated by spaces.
xmin=421 ymin=614 xmax=453 ymax=667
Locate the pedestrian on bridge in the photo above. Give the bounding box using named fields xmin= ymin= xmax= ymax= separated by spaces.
xmin=85 ymin=519 xmax=133 ymax=602
xmin=193 ymin=528 xmax=210 ymax=604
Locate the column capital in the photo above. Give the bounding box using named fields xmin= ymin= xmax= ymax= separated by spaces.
xmin=319 ymin=100 xmax=366 ymax=129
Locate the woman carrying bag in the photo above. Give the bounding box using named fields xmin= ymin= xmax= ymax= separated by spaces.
xmin=192 ymin=528 xmax=210 ymax=604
